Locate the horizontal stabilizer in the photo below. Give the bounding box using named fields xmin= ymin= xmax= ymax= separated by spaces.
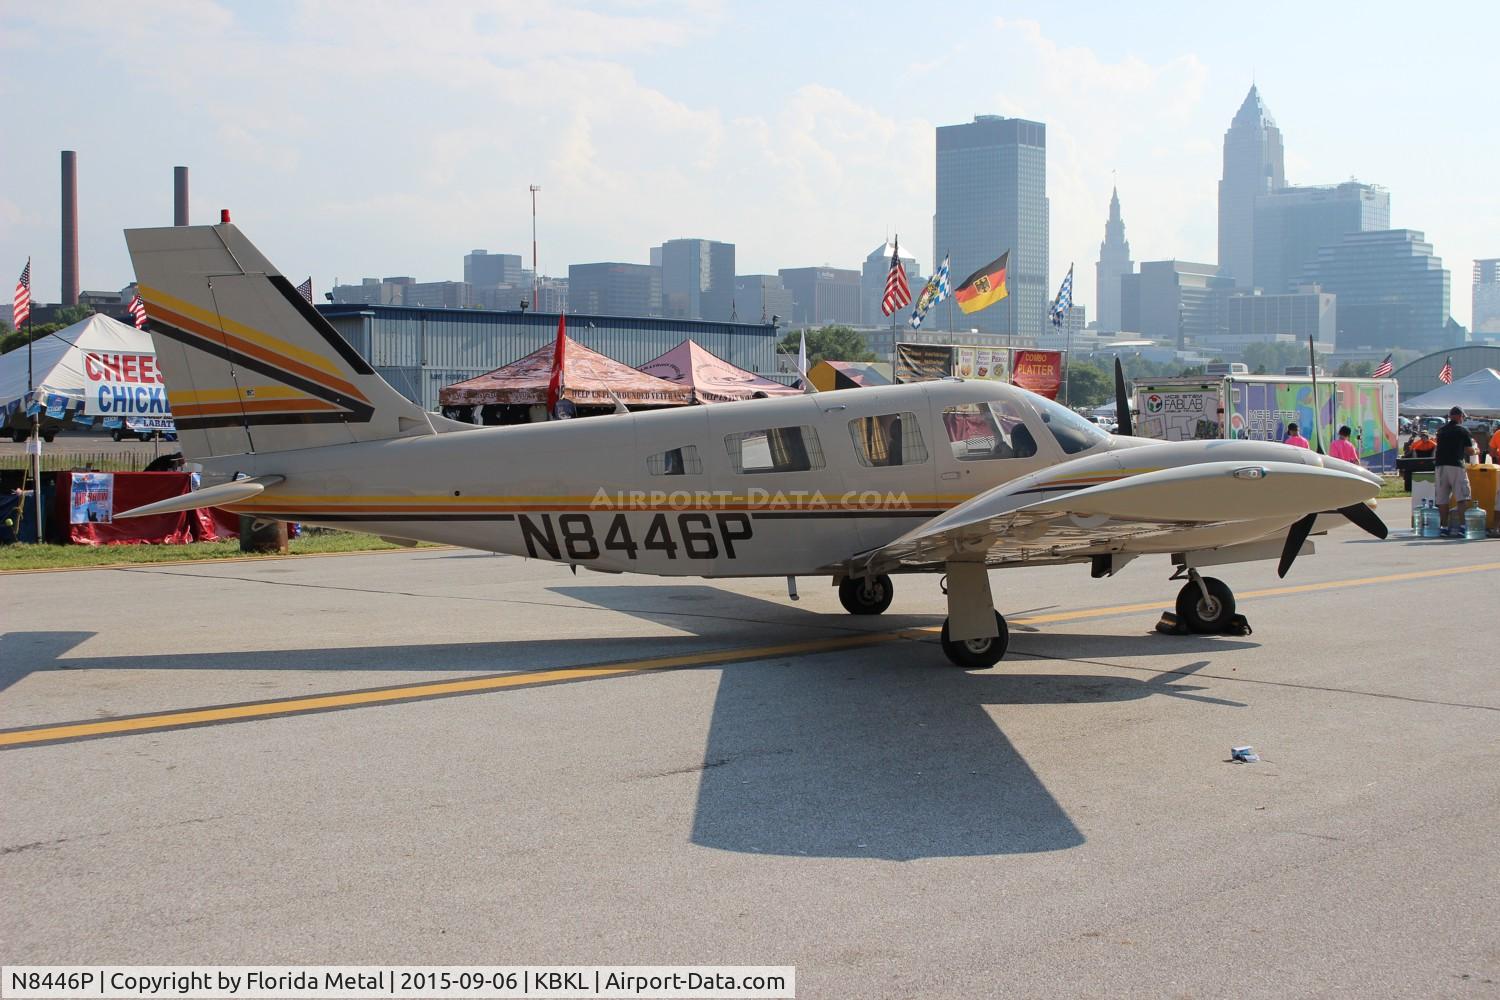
xmin=115 ymin=475 xmax=285 ymax=519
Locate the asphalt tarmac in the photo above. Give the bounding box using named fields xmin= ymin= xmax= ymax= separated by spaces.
xmin=2 ymin=503 xmax=1497 ymax=998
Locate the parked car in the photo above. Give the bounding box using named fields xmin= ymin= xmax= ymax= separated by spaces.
xmin=111 ymin=418 xmax=178 ymax=443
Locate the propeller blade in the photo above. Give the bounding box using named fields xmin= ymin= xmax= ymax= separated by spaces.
xmin=1337 ymin=501 xmax=1389 ymax=539
xmin=1114 ymin=357 xmax=1133 ymax=437
xmin=1278 ymin=513 xmax=1317 ymax=578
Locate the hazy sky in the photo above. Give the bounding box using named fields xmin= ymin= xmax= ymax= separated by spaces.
xmin=3 ymin=1 xmax=1496 ymax=326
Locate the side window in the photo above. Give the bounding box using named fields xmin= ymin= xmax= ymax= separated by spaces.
xmin=647 ymin=445 xmax=702 ymax=476
xmin=725 ymin=425 xmax=825 ymax=474
xmin=849 ymin=412 xmax=929 ymax=467
xmin=942 ymin=401 xmax=1039 ymax=461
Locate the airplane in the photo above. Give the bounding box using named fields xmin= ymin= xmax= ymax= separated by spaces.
xmin=118 ymin=222 xmax=1387 ymax=669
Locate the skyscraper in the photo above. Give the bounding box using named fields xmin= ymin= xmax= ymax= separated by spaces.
xmin=1298 ymin=230 xmax=1450 ymax=351
xmin=567 ymin=262 xmax=662 ymax=317
xmin=1095 ymin=186 xmax=1133 ymax=332
xmin=735 ymin=275 xmax=794 ymax=327
xmin=1252 ymin=182 xmax=1389 ymax=293
xmin=778 ymin=267 xmax=861 ymax=326
xmin=1474 ymin=259 xmax=1500 ymax=334
xmin=935 ymin=115 xmax=1049 ymax=336
xmin=1119 ymin=261 xmax=1235 ymax=347
xmin=660 ymin=238 xmax=735 ymax=321
xmin=464 ymin=250 xmax=523 ymax=287
xmin=1218 ymin=86 xmax=1285 ymax=288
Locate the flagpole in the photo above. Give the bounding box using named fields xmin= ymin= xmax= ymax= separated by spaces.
xmin=22 ymin=258 xmax=44 ymax=543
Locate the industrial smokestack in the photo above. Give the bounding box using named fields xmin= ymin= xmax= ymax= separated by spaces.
xmin=61 ymin=150 xmax=79 ymax=306
xmin=174 ymin=166 xmax=189 ymax=226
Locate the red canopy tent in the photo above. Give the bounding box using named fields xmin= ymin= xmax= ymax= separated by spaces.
xmin=439 ymin=336 xmax=692 ymax=409
xmin=638 ymin=340 xmax=800 ymax=403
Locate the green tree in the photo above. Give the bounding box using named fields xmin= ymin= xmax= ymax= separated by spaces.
xmin=778 ymin=325 xmax=875 ymax=367
xmin=1060 ymin=361 xmax=1113 ymax=407
xmin=0 ymin=322 xmax=65 ymax=355
xmin=1337 ymin=360 xmax=1374 ymax=377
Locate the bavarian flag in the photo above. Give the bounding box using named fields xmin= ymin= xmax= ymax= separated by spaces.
xmin=954 ymin=251 xmax=1009 ymax=314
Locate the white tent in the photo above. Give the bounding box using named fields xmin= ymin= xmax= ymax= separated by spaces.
xmin=1 ymin=314 xmax=171 ymax=430
xmin=1402 ymin=368 xmax=1500 ymax=418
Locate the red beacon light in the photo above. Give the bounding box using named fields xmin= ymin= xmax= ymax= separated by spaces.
xmin=220 ymin=209 xmax=231 ymax=223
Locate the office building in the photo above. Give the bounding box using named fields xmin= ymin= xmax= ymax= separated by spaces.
xmin=859 ymin=242 xmax=922 ymax=326
xmin=735 ymin=275 xmax=794 ymax=327
xmin=331 ymin=276 xmax=471 ymax=308
xmin=778 ymin=267 xmax=861 ymax=326
xmin=1095 ymin=186 xmax=1133 ymax=332
xmin=1475 ymin=259 xmax=1500 ymax=334
xmin=464 ymin=250 xmax=524 ymax=288
xmin=1033 ymin=304 xmax=1087 ymax=352
xmin=934 ymin=114 xmax=1049 ymax=336
xmin=1297 ymin=230 xmax=1450 ymax=351
xmin=567 ymin=263 xmax=662 ymax=318
xmin=660 ymin=238 xmax=735 ymax=321
xmin=1218 ymin=85 xmax=1285 ymax=288
xmin=1253 ymin=182 xmax=1389 ymax=293
xmin=1120 ymin=260 xmax=1235 ymax=347
xmin=1217 ymin=287 xmax=1336 ymax=354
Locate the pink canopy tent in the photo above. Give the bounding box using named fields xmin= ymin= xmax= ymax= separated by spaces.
xmin=638 ymin=340 xmax=800 ymax=404
xmin=439 ymin=336 xmax=692 ymax=408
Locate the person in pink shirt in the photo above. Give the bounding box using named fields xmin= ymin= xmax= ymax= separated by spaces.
xmin=1283 ymin=422 xmax=1310 ymax=449
xmin=1328 ymin=424 xmax=1360 ymax=465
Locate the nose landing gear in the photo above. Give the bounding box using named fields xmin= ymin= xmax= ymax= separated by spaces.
xmin=1160 ymin=569 xmax=1250 ymax=636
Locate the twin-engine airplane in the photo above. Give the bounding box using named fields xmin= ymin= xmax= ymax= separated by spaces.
xmin=120 ymin=223 xmax=1386 ymax=668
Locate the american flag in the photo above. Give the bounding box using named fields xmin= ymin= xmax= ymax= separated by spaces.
xmin=909 ymin=254 xmax=950 ymax=330
xmin=127 ymin=294 xmax=148 ymax=329
xmin=1048 ymin=264 xmax=1074 ymax=328
xmin=296 ymin=277 xmax=313 ymax=303
xmin=1438 ymin=357 xmax=1453 ymax=384
xmin=1372 ymin=353 xmax=1393 ymax=378
xmin=880 ymin=237 xmax=912 ymax=316
xmin=12 ymin=258 xmax=30 ymax=329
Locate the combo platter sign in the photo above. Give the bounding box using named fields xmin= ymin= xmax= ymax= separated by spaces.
xmin=82 ymin=352 xmax=172 ymax=418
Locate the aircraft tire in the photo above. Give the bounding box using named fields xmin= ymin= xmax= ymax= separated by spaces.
xmin=1176 ymin=577 xmax=1235 ymax=634
xmin=838 ymin=574 xmax=894 ymax=615
xmin=939 ymin=611 xmax=1009 ymax=669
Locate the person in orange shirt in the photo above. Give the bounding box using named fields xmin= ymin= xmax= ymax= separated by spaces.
xmin=1410 ymin=431 xmax=1436 ymax=456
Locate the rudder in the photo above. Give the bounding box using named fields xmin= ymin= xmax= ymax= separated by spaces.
xmin=125 ymin=223 xmax=439 ymax=459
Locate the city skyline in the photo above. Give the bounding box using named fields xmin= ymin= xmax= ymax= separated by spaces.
xmin=2 ymin=3 xmax=1496 ymax=328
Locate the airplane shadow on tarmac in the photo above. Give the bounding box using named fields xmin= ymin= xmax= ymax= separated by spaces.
xmin=553 ymin=585 xmax=1254 ymax=861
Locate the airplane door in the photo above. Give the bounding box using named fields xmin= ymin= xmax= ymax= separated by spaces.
xmin=829 ymin=395 xmax=941 ymax=551
xmin=933 ymin=396 xmax=1059 ymax=495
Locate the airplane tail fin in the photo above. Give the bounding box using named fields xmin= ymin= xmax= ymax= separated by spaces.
xmin=125 ymin=222 xmax=442 ymax=460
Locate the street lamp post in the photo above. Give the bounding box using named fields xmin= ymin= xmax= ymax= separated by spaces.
xmin=529 ymin=184 xmax=541 ymax=312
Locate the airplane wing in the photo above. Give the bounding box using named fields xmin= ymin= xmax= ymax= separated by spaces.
xmin=843 ymin=459 xmax=1377 ymax=577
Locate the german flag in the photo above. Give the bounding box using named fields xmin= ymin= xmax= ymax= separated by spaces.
xmin=954 ymin=251 xmax=1009 ymax=315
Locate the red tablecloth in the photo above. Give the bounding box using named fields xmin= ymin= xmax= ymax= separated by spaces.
xmin=54 ymin=471 xmax=240 ymax=546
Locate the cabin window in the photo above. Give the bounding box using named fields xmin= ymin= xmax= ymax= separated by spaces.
xmin=647 ymin=445 xmax=702 ymax=476
xmin=725 ymin=425 xmax=825 ymax=474
xmin=848 ymin=412 xmax=928 ymax=467
xmin=941 ymin=401 xmax=1039 ymax=461
xmin=1031 ymin=395 xmax=1109 ymax=455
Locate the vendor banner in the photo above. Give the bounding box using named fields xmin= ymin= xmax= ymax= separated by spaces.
xmin=69 ymin=472 xmax=114 ymax=524
xmin=82 ymin=351 xmax=172 ymax=417
xmin=895 ymin=343 xmax=954 ymax=383
xmin=1010 ymin=350 xmax=1064 ymax=399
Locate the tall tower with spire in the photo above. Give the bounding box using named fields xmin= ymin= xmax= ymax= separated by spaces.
xmin=1218 ymin=85 xmax=1285 ymax=288
xmin=1096 ymin=186 xmax=1133 ymax=332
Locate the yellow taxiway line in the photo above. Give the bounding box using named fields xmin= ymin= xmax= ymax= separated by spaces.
xmin=3 ymin=560 xmax=1497 ymax=749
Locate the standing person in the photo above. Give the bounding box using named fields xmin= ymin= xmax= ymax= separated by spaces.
xmin=1328 ymin=425 xmax=1360 ymax=466
xmin=1434 ymin=406 xmax=1477 ymax=537
xmin=1283 ymin=422 xmax=1310 ymax=449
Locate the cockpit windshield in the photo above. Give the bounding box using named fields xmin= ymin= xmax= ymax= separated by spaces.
xmin=1030 ymin=394 xmax=1111 ymax=455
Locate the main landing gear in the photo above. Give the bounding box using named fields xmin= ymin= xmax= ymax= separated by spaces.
xmin=940 ymin=610 xmax=1009 ymax=669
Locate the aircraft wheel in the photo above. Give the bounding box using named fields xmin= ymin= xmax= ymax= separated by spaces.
xmin=1175 ymin=577 xmax=1236 ymax=634
xmin=838 ymin=574 xmax=894 ymax=615
xmin=939 ymin=611 xmax=1009 ymax=669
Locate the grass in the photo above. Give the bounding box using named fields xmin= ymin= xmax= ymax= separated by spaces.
xmin=0 ymin=529 xmax=435 ymax=572
xmin=1378 ymin=476 xmax=1410 ymax=500
xmin=0 ymin=450 xmax=156 ymax=473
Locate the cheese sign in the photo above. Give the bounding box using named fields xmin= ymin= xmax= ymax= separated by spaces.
xmin=83 ymin=352 xmax=173 ymax=417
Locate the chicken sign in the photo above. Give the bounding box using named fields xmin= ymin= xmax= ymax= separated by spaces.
xmin=83 ymin=351 xmax=172 ymax=417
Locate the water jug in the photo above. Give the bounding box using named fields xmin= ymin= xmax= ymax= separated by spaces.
xmin=1420 ymin=502 xmax=1442 ymax=538
xmin=1412 ymin=499 xmax=1426 ymax=534
xmin=1465 ymin=502 xmax=1487 ymax=540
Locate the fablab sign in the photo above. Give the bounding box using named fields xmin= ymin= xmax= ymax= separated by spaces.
xmin=83 ymin=352 xmax=173 ymax=417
